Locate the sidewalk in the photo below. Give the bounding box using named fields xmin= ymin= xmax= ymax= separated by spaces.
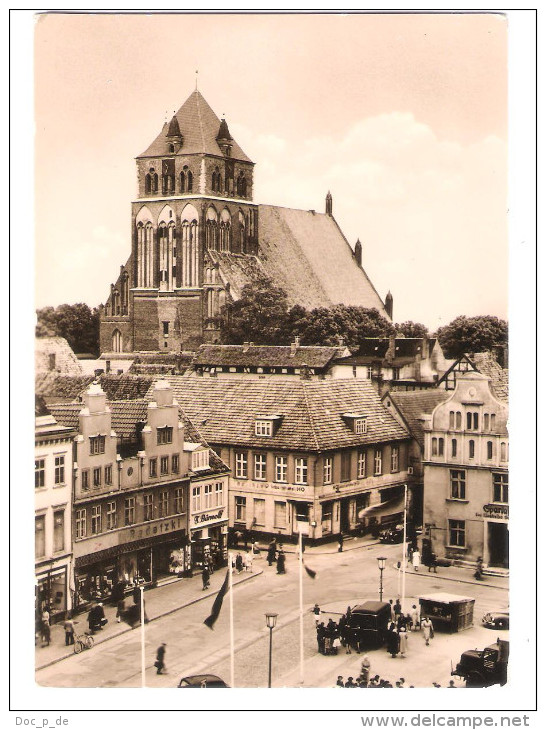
xmin=35 ymin=566 xmax=263 ymax=671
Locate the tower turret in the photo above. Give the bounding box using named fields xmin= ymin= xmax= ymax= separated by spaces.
xmin=385 ymin=291 xmax=393 ymax=319
xmin=325 ymin=190 xmax=333 ymax=217
xmin=216 ymin=118 xmax=233 ymax=157
xmin=354 ymin=239 xmax=362 ymax=266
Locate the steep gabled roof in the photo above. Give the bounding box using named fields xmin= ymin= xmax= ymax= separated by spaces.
xmin=148 ymin=377 xmax=409 ymax=452
xmin=138 ymin=91 xmax=252 ymax=163
xmin=35 ymin=337 xmax=83 ymax=376
xmin=35 ymin=373 xmax=155 ymax=402
xmin=257 ymin=205 xmax=388 ymax=313
xmin=385 ymin=390 xmax=451 ymax=449
xmin=191 ymin=344 xmax=346 ymax=370
xmin=207 ymin=250 xmax=268 ymax=300
xmin=471 ymin=352 xmax=509 ymax=404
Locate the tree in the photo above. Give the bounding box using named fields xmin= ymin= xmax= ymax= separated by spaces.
xmin=434 ymin=315 xmax=508 ymax=359
xmin=394 ymin=321 xmax=429 ymax=338
xmin=221 ymin=277 xmax=292 ymax=345
xmin=36 ymin=303 xmax=101 ymax=355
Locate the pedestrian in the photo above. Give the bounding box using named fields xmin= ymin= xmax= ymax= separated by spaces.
xmin=394 ymin=598 xmax=402 ymax=618
xmin=316 ymin=622 xmax=326 ymax=654
xmin=235 ymin=552 xmax=244 ymax=573
xmin=389 ymin=599 xmax=395 ymax=622
xmin=267 ymin=540 xmax=276 ymax=566
xmin=447 ymin=680 xmax=456 ymax=688
xmin=398 ymin=626 xmax=408 ymax=657
xmin=421 ymin=616 xmax=434 ymax=646
xmin=155 ymin=643 xmax=166 ymax=674
xmin=359 ymin=655 xmax=371 ymax=686
xmin=336 ymin=675 xmax=344 ymax=688
xmin=338 ymin=534 xmax=344 ymax=552
xmin=412 ymin=548 xmax=421 ymax=571
xmin=345 ymin=676 xmax=356 ymax=688
xmin=276 ymin=550 xmax=286 ymax=574
xmin=428 ymin=552 xmax=438 ymax=573
xmin=41 ymin=609 xmax=51 ymax=647
xmin=313 ymin=603 xmax=321 ymax=625
xmin=244 ymin=550 xmax=253 ymax=572
xmin=64 ymin=614 xmax=75 ymax=646
xmin=387 ymin=622 xmax=399 ymax=658
xmin=411 ymin=604 xmax=420 ymax=631
xmin=132 ymin=587 xmax=149 ymax=624
xmin=474 ymin=556 xmax=484 ymax=581
xmin=202 ymin=565 xmax=210 ymax=590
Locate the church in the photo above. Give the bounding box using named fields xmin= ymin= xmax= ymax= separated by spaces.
xmin=100 ymin=90 xmax=392 ymax=354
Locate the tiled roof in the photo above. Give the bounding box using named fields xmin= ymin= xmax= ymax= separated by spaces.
xmin=35 ymin=394 xmax=50 ymax=417
xmin=149 ymin=377 xmax=409 ymax=452
xmin=138 ymin=91 xmax=252 ymax=163
xmin=385 ymin=390 xmax=451 ymax=449
xmin=471 ymin=352 xmax=509 ymax=404
xmin=35 ymin=337 xmax=83 ymax=376
xmin=191 ymin=344 xmax=346 ymax=369
xmin=180 ymin=410 xmax=230 ymax=476
xmin=46 ymin=403 xmax=81 ymax=430
xmin=35 ymin=374 xmax=155 ymax=402
xmin=207 ymin=251 xmax=268 ymax=300
xmin=257 ymin=205 xmax=388 ymax=313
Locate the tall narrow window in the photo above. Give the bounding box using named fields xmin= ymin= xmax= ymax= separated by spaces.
xmin=438 ymin=438 xmax=444 ymax=457
xmin=106 ymin=501 xmax=117 ymax=530
xmin=468 ymin=440 xmax=475 ymax=459
xmin=105 ymin=464 xmax=113 ymax=486
xmin=254 ymin=498 xmax=266 ymax=525
xmin=323 ymin=456 xmax=332 ymax=485
xmin=35 ymin=515 xmax=46 ymax=558
xmin=35 ymin=459 xmax=45 ymax=488
xmin=93 ymin=467 xmax=101 ymax=488
xmin=172 ymin=454 xmax=179 ymax=473
xmin=341 ymin=452 xmax=351 ymax=482
xmin=254 ymin=453 xmax=267 ymax=480
xmin=275 ymin=455 xmax=288 ymax=483
xmin=204 ymin=484 xmax=213 ymax=509
xmin=54 ymin=455 xmax=65 ymax=485
xmin=53 ymin=510 xmax=65 ymax=552
xmin=449 ymin=411 xmax=455 ymax=429
xmin=144 ymin=494 xmax=154 ymax=521
xmin=493 ymin=473 xmax=508 ymax=503
xmin=391 ymin=445 xmax=399 ymax=472
xmin=450 ymin=470 xmax=466 ymax=500
xmin=432 ymin=437 xmax=438 ymax=456
xmin=451 ymin=439 xmax=457 ymax=457
xmin=456 ymin=412 xmax=462 ymax=429
xmin=487 ymin=441 xmax=494 ymax=460
xmin=91 ymin=505 xmax=102 ymax=534
xmin=174 ymin=488 xmax=184 ymax=513
xmin=235 ymin=452 xmax=248 ymax=479
xmin=490 ymin=414 xmax=496 ymax=431
xmin=215 ymin=482 xmax=223 ymax=506
xmin=374 ymin=449 xmax=382 ymax=475
xmin=75 ymin=509 xmax=87 ymax=539
xmin=500 ymin=442 xmax=508 ymax=462
xmin=357 ymin=451 xmax=366 ymax=479
xmin=192 ymin=486 xmax=201 ymax=512
xmin=124 ymin=497 xmax=135 ymax=525
xmin=483 ymin=414 xmax=490 ymax=431
xmin=235 ymin=496 xmax=246 ymax=521
xmin=295 ymin=458 xmax=308 ymax=485
xmin=149 ymin=458 xmax=157 ymax=478
xmin=160 ymin=456 xmax=169 ymax=475
xmin=159 ymin=491 xmax=169 ymax=517
xmin=274 ymin=501 xmax=286 ymax=528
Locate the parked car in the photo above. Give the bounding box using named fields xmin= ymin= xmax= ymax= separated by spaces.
xmin=178 ymin=674 xmax=229 ymax=688
xmin=345 ymin=601 xmax=392 ymax=649
xmin=482 ymin=610 xmax=509 ymax=630
xmin=379 ymin=525 xmax=404 ymax=544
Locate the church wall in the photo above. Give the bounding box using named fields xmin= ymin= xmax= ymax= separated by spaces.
xmin=99 ymin=320 xmax=133 ymax=354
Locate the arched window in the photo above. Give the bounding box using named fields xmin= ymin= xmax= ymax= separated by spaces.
xmin=180 ymin=170 xmax=186 ymax=193
xmin=122 ymin=273 xmax=129 ymax=313
xmin=469 ymin=440 xmax=475 ymax=459
xmin=187 ymin=170 xmax=193 ymax=192
xmin=212 ymin=167 xmax=221 ymax=192
xmin=238 ymin=211 xmax=246 ymax=253
xmin=219 ymin=209 xmax=232 ymax=252
xmin=500 ymin=442 xmax=508 ymax=462
xmin=451 ymin=438 xmax=457 ymax=457
xmin=112 ymin=329 xmax=122 ymax=353
xmin=487 ymin=441 xmax=494 ymax=460
xmin=180 ymin=203 xmax=199 ymax=286
xmin=236 ymin=172 xmax=247 ymax=197
xmin=145 ymin=174 xmax=152 ymax=194
xmin=169 ymin=143 xmax=175 ymax=153
xmin=152 ymin=173 xmax=158 ymax=193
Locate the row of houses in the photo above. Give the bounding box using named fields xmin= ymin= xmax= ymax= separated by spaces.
xmin=35 ymin=342 xmax=508 ymax=624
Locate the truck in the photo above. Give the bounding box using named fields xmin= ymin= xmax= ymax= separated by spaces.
xmin=452 ymin=638 xmax=509 ymax=687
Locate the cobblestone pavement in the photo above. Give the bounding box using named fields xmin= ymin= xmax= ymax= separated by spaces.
xmin=36 ymin=540 xmax=508 ymax=688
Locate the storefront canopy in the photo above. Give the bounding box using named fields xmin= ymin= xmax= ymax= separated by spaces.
xmin=357 ymin=494 xmax=405 ymax=522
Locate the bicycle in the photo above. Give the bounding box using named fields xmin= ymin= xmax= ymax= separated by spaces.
xmin=73 ymin=632 xmax=94 ymax=654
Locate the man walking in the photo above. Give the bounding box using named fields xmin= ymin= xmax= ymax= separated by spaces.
xmin=155 ymin=643 xmax=167 ymax=674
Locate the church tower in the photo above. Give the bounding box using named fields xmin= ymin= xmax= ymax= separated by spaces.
xmin=100 ymin=90 xmax=259 ymax=353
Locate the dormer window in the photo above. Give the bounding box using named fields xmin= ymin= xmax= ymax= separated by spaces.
xmin=157 ymin=426 xmax=173 ymax=445
xmin=90 ymin=435 xmax=106 ymax=455
xmin=342 ymin=413 xmax=368 ymax=434
xmin=192 ymin=449 xmax=210 ymax=471
xmin=255 ymin=415 xmax=283 ymax=437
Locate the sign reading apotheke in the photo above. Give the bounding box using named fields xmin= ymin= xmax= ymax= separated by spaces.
xmin=233 ymin=479 xmax=314 ymax=498
xmin=193 ymin=508 xmax=225 ymax=526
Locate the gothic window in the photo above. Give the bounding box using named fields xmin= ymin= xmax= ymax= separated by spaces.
xmin=238 ymin=211 xmax=246 ymax=253
xmin=180 ymin=203 xmax=199 ymax=287
xmin=236 ymin=172 xmax=247 ymax=197
xmin=159 ymin=224 xmax=168 ymax=284
xmin=206 ymin=206 xmax=218 ymax=250
xmin=152 ymin=173 xmax=158 ymax=193
xmin=180 ymin=170 xmax=186 ymax=193
xmin=122 ymin=273 xmax=129 ymax=314
xmin=112 ymin=329 xmax=122 ymax=353
xmin=219 ymin=209 xmax=231 ymax=252
xmin=169 ymin=143 xmax=175 ymax=153
xmin=145 ymin=174 xmax=152 ymax=194
xmin=212 ymin=167 xmax=221 ymax=192
xmin=187 ymin=169 xmax=193 ymax=192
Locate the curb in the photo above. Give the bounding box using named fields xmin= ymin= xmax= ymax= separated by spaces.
xmin=35 ymin=569 xmax=264 ymax=672
xmin=387 ymin=562 xmax=507 ymax=590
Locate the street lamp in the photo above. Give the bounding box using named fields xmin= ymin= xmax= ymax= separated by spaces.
xmin=265 ymin=612 xmax=278 ymax=688
xmin=377 ymin=556 xmax=387 ymax=602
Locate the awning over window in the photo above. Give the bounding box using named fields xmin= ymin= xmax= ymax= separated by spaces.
xmin=357 ymin=494 xmax=405 ymax=522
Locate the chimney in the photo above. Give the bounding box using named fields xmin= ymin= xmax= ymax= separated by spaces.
xmin=83 ymin=382 xmax=107 ymax=414
xmin=385 ymin=291 xmax=393 ymax=319
xmin=354 ymin=239 xmax=362 ymax=267
xmin=291 ymin=337 xmax=300 ymax=355
xmin=385 ymin=335 xmax=396 ymax=363
xmin=325 ymin=191 xmax=333 ymax=217
xmin=152 ymin=380 xmax=174 ymax=406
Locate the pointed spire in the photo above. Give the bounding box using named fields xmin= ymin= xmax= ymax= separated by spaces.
xmin=325 ymin=191 xmax=333 ymax=217
xmin=385 ymin=290 xmax=394 ymax=319
xmin=354 ymin=238 xmax=362 ymax=267
xmin=216 ymin=118 xmax=233 ymax=143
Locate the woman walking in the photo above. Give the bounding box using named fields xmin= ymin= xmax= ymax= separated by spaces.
xmin=421 ymin=616 xmax=434 ymax=646
xmin=412 ymin=548 xmax=421 ymax=571
xmin=398 ymin=626 xmax=408 ymax=657
xmin=202 ymin=565 xmax=210 ymax=590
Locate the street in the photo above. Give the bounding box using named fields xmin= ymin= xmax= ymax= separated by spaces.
xmin=36 ymin=541 xmax=509 ymax=689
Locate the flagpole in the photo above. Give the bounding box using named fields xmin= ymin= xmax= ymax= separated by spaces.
xmin=401 ymin=484 xmax=408 ymax=614
xmin=298 ymin=529 xmax=304 ymax=685
xmin=228 ymin=551 xmax=235 ymax=688
xmin=140 ymin=585 xmax=146 ymax=688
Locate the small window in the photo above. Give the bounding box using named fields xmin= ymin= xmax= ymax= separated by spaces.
xmin=172 ymin=454 xmax=179 ymax=473
xmin=295 ymin=457 xmax=308 ymax=485
xmin=144 ymin=494 xmax=154 ymax=521
xmin=162 ymin=321 xmax=169 ymax=337
xmin=374 ymin=449 xmax=382 ymax=475
xmin=204 ymin=484 xmax=213 ymax=509
xmin=354 ymin=418 xmax=367 ymax=434
xmin=483 ymin=413 xmax=489 ymax=431
xmin=493 ymin=473 xmax=508 ymax=503
xmin=438 ymin=438 xmax=444 ymax=457
xmin=255 ymin=420 xmax=272 ymax=436
xmin=500 ymin=442 xmax=508 ymax=462
xmin=76 ymin=509 xmax=87 ymax=539
xmin=275 ymin=455 xmax=288 ymax=483
xmin=149 ymin=458 xmax=157 ymax=478
xmin=450 ymin=469 xmax=466 ymax=500
xmin=159 ymin=491 xmax=169 ymax=517
xmin=81 ymin=470 xmax=89 ymax=491
xmin=192 ymin=450 xmax=210 ymax=471
xmin=160 ymin=455 xmax=169 ymax=475
xmin=490 ymin=414 xmax=496 ymax=431
xmin=90 ymin=435 xmax=106 ymax=455
xmin=448 ymin=519 xmax=466 ymax=547
xmin=235 ymin=496 xmax=246 ymax=521
xmin=451 ymin=439 xmax=457 ymax=458
xmin=124 ymin=497 xmax=135 ymax=525
xmin=235 ymin=452 xmax=248 ymax=479
xmin=93 ymin=467 xmax=102 ymax=488
xmin=104 ymin=464 xmax=113 ymax=486
xmin=487 ymin=441 xmax=494 ymax=460
xmin=157 ymin=427 xmax=173 ymax=445
xmin=449 ymin=411 xmax=455 ymax=429
xmin=215 ymin=482 xmax=223 ymax=506
xmin=35 ymin=459 xmax=45 ymax=489
xmin=106 ymin=501 xmax=117 ymax=530
xmin=456 ymin=412 xmax=462 ymax=429
xmin=323 ymin=456 xmax=333 ymax=485
xmin=54 ymin=455 xmax=65 ymax=485
xmin=341 ymin=452 xmax=351 ymax=482
xmin=468 ymin=440 xmax=475 ymax=459
xmin=357 ymin=451 xmax=366 ymax=479
xmin=254 ymin=453 xmax=267 ymax=480
xmin=91 ymin=505 xmax=102 ymax=534
xmin=174 ymin=488 xmax=184 ymax=513
xmin=192 ymin=486 xmax=201 ymax=512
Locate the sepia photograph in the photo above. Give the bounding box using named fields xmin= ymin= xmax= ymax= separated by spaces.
xmin=10 ymin=6 xmax=536 ymax=723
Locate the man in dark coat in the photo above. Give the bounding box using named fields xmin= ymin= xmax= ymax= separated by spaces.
xmin=267 ymin=541 xmax=276 ymax=566
xmin=155 ymin=643 xmax=166 ymax=674
xmin=276 ymin=551 xmax=286 ymax=574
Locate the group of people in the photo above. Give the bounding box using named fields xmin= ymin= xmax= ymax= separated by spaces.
xmin=336 ymin=672 xmax=414 ymax=689
xmin=266 ymin=540 xmax=287 ymax=574
xmin=385 ymin=599 xmax=434 ymax=657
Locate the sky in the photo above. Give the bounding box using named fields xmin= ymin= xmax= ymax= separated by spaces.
xmin=34 ymin=12 xmax=508 ymax=331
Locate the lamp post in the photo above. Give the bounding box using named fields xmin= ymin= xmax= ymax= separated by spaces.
xmin=377 ymin=556 xmax=387 ymax=602
xmin=265 ymin=612 xmax=278 ymax=688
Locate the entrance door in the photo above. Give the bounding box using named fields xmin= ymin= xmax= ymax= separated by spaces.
xmin=340 ymin=499 xmax=350 ymax=534
xmin=488 ymin=522 xmax=509 ymax=568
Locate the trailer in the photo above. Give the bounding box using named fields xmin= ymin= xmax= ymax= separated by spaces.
xmin=418 ymin=592 xmax=475 ymax=633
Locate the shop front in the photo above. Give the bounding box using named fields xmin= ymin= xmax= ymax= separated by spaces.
xmin=483 ymin=503 xmax=509 ymax=569
xmin=35 ymin=563 xmax=69 ymax=625
xmin=73 ymin=516 xmax=189 ymax=610
xmin=190 ymin=507 xmax=228 ymax=570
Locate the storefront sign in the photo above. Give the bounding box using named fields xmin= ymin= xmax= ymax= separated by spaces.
xmin=482 ymin=503 xmax=509 ymax=520
xmin=193 ymin=508 xmax=225 ymax=525
xmin=235 ymin=479 xmax=313 ymax=498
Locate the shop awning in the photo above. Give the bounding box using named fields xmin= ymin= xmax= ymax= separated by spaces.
xmin=357 ymin=494 xmax=405 ymax=522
